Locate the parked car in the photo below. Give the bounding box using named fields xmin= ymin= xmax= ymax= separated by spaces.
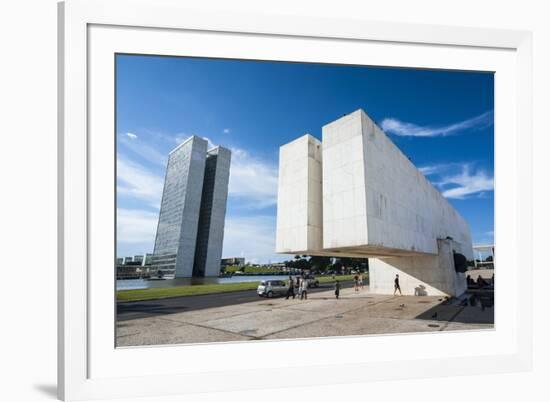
xmin=303 ymin=274 xmax=320 ymax=288
xmin=257 ymin=280 xmax=288 ymax=298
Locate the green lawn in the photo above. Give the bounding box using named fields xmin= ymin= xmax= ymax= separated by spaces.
xmin=318 ymin=274 xmax=357 ymax=284
xmin=117 ymin=274 xmax=361 ymax=302
xmin=223 ymin=265 xmax=285 ymax=274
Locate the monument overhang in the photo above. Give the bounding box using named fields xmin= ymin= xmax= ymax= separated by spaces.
xmin=277 ymin=244 xmax=436 ymax=259
xmin=275 ymin=109 xmax=474 ymax=297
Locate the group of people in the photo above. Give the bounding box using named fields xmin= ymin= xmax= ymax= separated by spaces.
xmin=466 ymin=273 xmax=494 ymax=289
xmin=285 ymin=273 xmax=367 ymax=301
xmin=285 ymin=271 xmax=491 ymax=301
xmin=353 ymin=273 xmax=365 ymax=292
xmin=285 ymin=276 xmax=346 ymax=300
xmin=285 ymin=276 xmax=310 ymax=300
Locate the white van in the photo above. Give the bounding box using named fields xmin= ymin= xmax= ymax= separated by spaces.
xmin=257 ymin=280 xmax=287 ymax=298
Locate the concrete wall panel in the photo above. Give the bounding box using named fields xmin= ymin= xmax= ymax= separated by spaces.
xmin=370 ymin=239 xmax=467 ymax=296
xmin=276 ymin=134 xmax=323 ymax=254
xmin=322 ymin=112 xmax=368 ymax=249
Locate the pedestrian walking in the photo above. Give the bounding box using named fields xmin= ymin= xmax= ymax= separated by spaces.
xmin=285 ymin=276 xmax=295 ymax=299
xmin=334 ymin=280 xmax=341 ymax=299
xmin=394 ymin=274 xmax=402 ymax=295
xmin=358 ymin=273 xmax=364 ymax=289
xmin=299 ymin=277 xmax=308 ymax=300
xmin=354 ymin=274 xmax=359 ymax=292
xmin=476 ymin=275 xmax=487 ymax=288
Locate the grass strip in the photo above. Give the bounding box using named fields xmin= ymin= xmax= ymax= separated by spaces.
xmin=117 ymin=274 xmax=361 ymax=302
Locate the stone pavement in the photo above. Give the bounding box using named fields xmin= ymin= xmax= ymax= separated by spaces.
xmin=116 ymin=286 xmax=494 ymax=347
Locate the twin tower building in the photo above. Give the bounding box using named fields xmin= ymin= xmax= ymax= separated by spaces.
xmin=152 ymin=136 xmax=231 ymax=278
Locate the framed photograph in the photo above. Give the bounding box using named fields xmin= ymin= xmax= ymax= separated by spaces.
xmin=58 ymin=0 xmax=533 ymax=400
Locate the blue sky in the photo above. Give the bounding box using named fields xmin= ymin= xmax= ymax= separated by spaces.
xmin=116 ymin=54 xmax=494 ymax=263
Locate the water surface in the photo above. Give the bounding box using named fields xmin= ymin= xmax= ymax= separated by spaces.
xmin=117 ymin=275 xmax=292 ymax=291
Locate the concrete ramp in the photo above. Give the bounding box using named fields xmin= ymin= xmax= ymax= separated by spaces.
xmin=276 ymin=109 xmax=473 ymax=296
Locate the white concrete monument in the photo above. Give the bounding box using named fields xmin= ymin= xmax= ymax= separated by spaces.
xmin=276 ymin=109 xmax=473 ymax=297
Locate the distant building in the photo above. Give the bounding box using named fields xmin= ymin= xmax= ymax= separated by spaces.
xmin=133 ymin=253 xmax=153 ymax=266
xmin=142 ymin=253 xmax=153 ymax=266
xmin=122 ymin=256 xmax=133 ymax=264
xmin=152 ymin=136 xmax=231 ymax=277
xmin=221 ymin=257 xmax=245 ymax=267
xmin=117 ymin=264 xmax=145 ymax=279
xmin=116 ymin=254 xmax=153 ymax=279
xmin=472 ymin=244 xmax=495 ymax=269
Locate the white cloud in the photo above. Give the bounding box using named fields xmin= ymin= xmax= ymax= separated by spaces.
xmin=116 ymin=210 xmax=285 ymax=263
xmin=173 ymin=134 xmax=189 ymax=144
xmin=116 ymin=133 xmax=281 ymax=261
xmin=203 ymin=136 xmax=215 ymax=149
xmin=418 ymin=162 xmax=465 ymax=177
xmin=439 ymin=165 xmax=494 ymax=199
xmin=126 ymin=132 xmax=138 ymax=140
xmin=227 ymin=148 xmax=278 ymax=208
xmin=173 ymin=134 xmax=216 ymax=150
xmin=223 ymin=215 xmax=285 ymax=263
xmin=118 ymin=134 xmax=167 ymax=167
xmin=117 ymin=157 xmax=164 ymax=209
xmin=118 ymin=130 xmax=278 ymax=209
xmin=419 ymin=165 xmax=443 ymax=176
xmin=419 ymin=162 xmax=494 ymax=199
xmin=223 ymin=128 xmax=231 ymax=134
xmin=117 ymin=208 xmax=158 ymax=245
xmin=380 ymin=111 xmax=493 ymax=137
xmin=473 ymin=230 xmax=494 ymax=247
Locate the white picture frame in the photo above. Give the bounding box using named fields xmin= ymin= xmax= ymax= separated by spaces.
xmin=58 ymin=0 xmax=533 ymax=400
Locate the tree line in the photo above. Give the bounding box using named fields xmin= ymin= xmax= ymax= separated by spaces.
xmin=284 ymin=255 xmax=369 ymax=273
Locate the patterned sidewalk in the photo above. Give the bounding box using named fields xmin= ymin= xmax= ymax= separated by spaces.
xmin=116 ymin=286 xmax=494 ymax=347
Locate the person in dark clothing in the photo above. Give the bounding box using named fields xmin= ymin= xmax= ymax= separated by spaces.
xmin=286 ymin=276 xmax=295 ymax=299
xmin=394 ymin=274 xmax=402 ymax=295
xmin=477 ymin=275 xmax=487 ymax=288
xmin=466 ymin=274 xmax=475 ymax=287
xmin=334 ymin=280 xmax=341 ymax=299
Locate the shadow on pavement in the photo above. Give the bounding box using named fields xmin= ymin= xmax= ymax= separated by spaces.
xmin=33 ymin=384 xmax=57 ymax=399
xmin=415 ymin=292 xmax=494 ymax=324
xmin=117 ymin=281 xmax=354 ymax=321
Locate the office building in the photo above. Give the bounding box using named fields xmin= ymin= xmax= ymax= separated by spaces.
xmin=221 ymin=257 xmax=246 ymax=267
xmin=152 ymin=136 xmax=231 ymax=277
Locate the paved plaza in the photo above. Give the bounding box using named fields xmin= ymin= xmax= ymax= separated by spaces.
xmin=116 ymin=286 xmax=494 ymax=347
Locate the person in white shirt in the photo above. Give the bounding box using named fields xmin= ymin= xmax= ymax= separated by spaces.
xmin=299 ymin=277 xmax=308 ymax=300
